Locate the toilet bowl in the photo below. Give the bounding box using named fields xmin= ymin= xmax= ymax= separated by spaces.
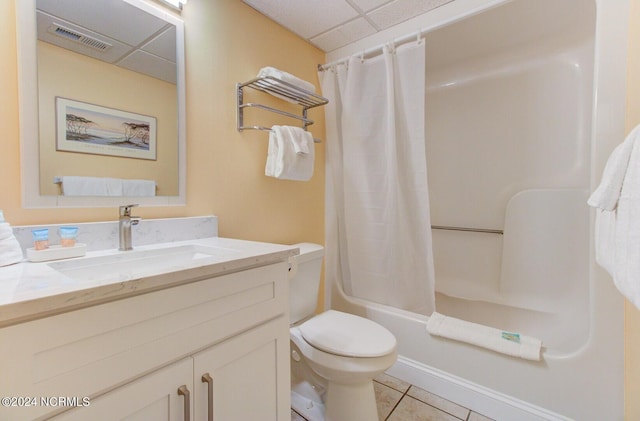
xmin=288 ymin=244 xmax=397 ymax=421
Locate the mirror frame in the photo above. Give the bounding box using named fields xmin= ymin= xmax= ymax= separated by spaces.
xmin=16 ymin=0 xmax=186 ymax=208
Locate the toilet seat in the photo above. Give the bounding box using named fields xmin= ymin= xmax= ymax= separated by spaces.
xmin=298 ymin=310 xmax=396 ymax=358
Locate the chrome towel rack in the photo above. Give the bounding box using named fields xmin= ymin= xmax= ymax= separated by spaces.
xmin=236 ymin=76 xmax=328 ymax=143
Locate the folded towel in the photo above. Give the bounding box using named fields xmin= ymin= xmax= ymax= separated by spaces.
xmin=0 ymin=223 xmax=14 ymax=241
xmin=122 ymin=179 xmax=156 ymax=197
xmin=0 ymin=223 xmax=23 ymax=267
xmin=257 ymin=67 xmax=316 ymax=103
xmin=588 ymin=125 xmax=640 ymax=309
xmin=426 ymin=312 xmax=542 ymax=361
xmin=61 ymin=176 xmax=123 ymax=196
xmin=265 ymin=126 xmax=315 ymax=181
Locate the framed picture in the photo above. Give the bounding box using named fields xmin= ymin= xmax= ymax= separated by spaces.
xmin=56 ymin=97 xmax=157 ymax=160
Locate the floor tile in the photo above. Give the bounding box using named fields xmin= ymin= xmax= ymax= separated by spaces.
xmin=407 ymin=385 xmax=470 ymax=419
xmin=469 ymin=411 xmax=495 ymax=421
xmin=292 ymin=373 xmax=496 ymax=421
xmin=386 ymin=395 xmax=462 ymax=421
xmin=373 ymin=381 xmax=404 ymax=420
xmin=375 ymin=372 xmax=411 ymax=393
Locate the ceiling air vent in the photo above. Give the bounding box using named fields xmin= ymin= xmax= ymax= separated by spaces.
xmin=49 ymin=23 xmax=112 ymax=51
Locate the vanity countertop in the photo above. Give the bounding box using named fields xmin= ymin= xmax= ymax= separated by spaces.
xmin=0 ymin=237 xmax=297 ymax=328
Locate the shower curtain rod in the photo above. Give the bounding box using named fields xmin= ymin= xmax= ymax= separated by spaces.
xmin=318 ymin=29 xmax=425 ymax=72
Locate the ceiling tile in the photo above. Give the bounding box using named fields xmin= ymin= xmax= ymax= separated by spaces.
xmin=243 ymin=0 xmax=359 ymax=39
xmin=141 ymin=26 xmax=176 ymax=63
xmin=348 ymin=0 xmax=393 ymax=13
xmin=310 ymin=18 xmax=377 ymax=52
xmin=367 ymin=0 xmax=454 ymax=30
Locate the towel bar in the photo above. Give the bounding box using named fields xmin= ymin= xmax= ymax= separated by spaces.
xmin=237 ymin=125 xmax=322 ymax=143
xmin=53 ymin=176 xmax=158 ymax=187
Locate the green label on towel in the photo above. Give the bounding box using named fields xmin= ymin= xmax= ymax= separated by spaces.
xmin=501 ymin=332 xmax=521 ymax=343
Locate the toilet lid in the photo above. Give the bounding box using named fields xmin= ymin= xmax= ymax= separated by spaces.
xmin=298 ymin=310 xmax=396 ymax=358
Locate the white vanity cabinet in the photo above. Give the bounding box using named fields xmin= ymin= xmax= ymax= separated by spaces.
xmin=0 ymin=261 xmax=291 ymax=421
xmin=50 ymin=358 xmax=193 ymax=421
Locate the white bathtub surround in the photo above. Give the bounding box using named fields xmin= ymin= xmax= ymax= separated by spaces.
xmin=320 ymin=39 xmax=435 ymax=315
xmin=324 ymin=0 xmax=626 ymax=419
xmin=588 ymin=125 xmax=640 ymax=309
xmin=426 ymin=312 xmax=542 ymax=361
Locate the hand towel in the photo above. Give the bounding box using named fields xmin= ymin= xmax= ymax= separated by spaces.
xmin=265 ymin=126 xmax=314 ymax=181
xmin=426 ymin=312 xmax=542 ymax=361
xmin=61 ymin=176 xmax=123 ymax=196
xmin=257 ymin=67 xmax=316 ymax=104
xmin=0 ymin=223 xmax=23 ymax=267
xmin=122 ymin=179 xmax=156 ymax=197
xmin=588 ymin=125 xmax=640 ymax=309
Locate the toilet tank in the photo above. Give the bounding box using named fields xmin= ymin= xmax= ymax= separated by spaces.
xmin=289 ymin=243 xmax=324 ymax=325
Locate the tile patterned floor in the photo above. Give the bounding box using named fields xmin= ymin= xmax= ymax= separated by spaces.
xmin=291 ymin=373 xmax=495 ymax=421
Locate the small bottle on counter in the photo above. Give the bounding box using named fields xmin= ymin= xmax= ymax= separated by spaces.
xmin=32 ymin=228 xmax=49 ymax=251
xmin=59 ymin=226 xmax=78 ymax=247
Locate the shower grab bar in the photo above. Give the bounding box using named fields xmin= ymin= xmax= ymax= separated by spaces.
xmin=431 ymin=225 xmax=503 ymax=235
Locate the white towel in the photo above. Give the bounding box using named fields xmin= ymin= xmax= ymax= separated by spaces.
xmin=588 ymin=125 xmax=640 ymax=210
xmin=122 ymin=179 xmax=156 ymax=197
xmin=257 ymin=67 xmax=316 ymax=103
xmin=588 ymin=125 xmax=640 ymax=309
xmin=426 ymin=312 xmax=542 ymax=361
xmin=0 ymin=223 xmax=23 ymax=267
xmin=61 ymin=176 xmax=123 ymax=196
xmin=265 ymin=126 xmax=314 ymax=181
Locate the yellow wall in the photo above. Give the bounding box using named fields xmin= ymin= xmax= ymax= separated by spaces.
xmin=37 ymin=41 xmax=179 ymax=196
xmin=625 ymin=1 xmax=640 ymax=419
xmin=1 ymin=0 xmax=325 ymax=250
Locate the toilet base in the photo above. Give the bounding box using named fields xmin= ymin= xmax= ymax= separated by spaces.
xmin=325 ymin=380 xmax=378 ymax=421
xmin=291 ymin=389 xmax=324 ymax=421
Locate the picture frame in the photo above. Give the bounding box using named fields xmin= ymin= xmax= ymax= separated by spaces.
xmin=56 ymin=97 xmax=157 ymax=160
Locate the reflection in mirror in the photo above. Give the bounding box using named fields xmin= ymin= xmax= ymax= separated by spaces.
xmin=17 ymin=0 xmax=186 ymax=207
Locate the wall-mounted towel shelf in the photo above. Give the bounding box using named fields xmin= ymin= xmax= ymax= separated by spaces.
xmin=236 ymin=75 xmax=328 ymax=143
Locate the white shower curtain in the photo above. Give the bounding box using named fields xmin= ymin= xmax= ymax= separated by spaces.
xmin=320 ymin=41 xmax=436 ymax=314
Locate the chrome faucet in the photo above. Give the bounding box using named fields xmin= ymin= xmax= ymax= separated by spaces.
xmin=118 ymin=204 xmax=141 ymax=251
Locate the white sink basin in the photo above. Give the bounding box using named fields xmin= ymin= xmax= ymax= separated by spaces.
xmin=47 ymin=244 xmax=232 ymax=283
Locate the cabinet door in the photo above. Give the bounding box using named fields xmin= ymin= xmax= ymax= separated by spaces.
xmin=194 ymin=316 xmax=290 ymax=421
xmin=51 ymin=358 xmax=193 ymax=421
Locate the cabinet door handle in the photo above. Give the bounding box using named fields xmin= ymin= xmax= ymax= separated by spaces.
xmin=201 ymin=373 xmax=213 ymax=421
xmin=177 ymin=385 xmax=191 ymax=421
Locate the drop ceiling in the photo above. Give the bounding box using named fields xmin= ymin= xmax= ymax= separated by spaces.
xmin=242 ymin=0 xmax=454 ymax=53
xmin=36 ymin=0 xmax=177 ymax=84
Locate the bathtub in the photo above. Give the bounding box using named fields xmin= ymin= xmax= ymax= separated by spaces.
xmin=326 ymin=0 xmax=626 ymax=419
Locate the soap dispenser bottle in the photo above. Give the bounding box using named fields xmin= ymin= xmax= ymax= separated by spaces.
xmin=0 ymin=210 xmax=24 ymax=266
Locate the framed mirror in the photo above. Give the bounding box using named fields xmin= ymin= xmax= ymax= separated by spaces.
xmin=16 ymin=0 xmax=186 ymax=207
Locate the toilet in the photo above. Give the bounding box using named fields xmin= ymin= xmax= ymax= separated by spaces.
xmin=289 ymin=243 xmax=397 ymax=421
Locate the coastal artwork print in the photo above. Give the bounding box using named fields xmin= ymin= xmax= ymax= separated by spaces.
xmin=56 ymin=97 xmax=157 ymax=160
